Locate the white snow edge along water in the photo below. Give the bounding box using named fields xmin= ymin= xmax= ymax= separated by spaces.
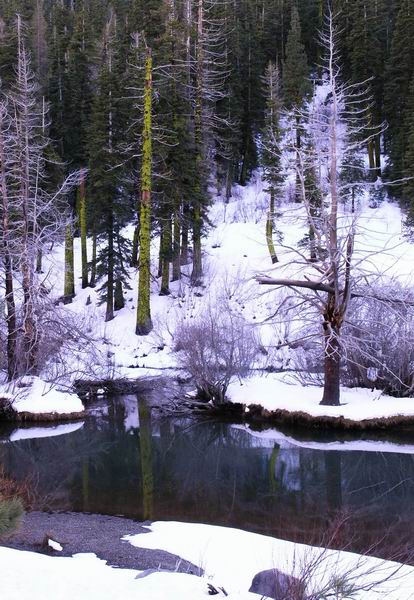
xmin=2 ymin=521 xmax=414 ymax=599
xmin=0 ymin=376 xmax=84 ymax=416
xmin=227 ymin=373 xmax=414 ymax=421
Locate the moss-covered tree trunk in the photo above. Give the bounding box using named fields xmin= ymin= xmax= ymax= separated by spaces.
xmin=266 ymin=190 xmax=278 ymax=264
xmin=138 ymin=399 xmax=154 ymax=520
xmin=64 ymin=221 xmax=75 ymax=304
xmin=136 ymin=48 xmax=153 ymax=336
xmin=79 ymin=169 xmax=88 ymax=288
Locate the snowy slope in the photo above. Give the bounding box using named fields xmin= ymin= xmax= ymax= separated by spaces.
xmin=35 ymin=171 xmax=414 ymax=415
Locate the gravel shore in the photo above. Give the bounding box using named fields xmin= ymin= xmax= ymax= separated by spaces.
xmin=3 ymin=511 xmax=200 ymax=573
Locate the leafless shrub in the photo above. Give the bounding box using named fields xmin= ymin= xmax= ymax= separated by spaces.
xmin=343 ymin=287 xmax=414 ymax=397
xmin=27 ymin=299 xmax=112 ymax=385
xmin=174 ymin=304 xmax=260 ymax=405
xmin=266 ymin=514 xmax=414 ymax=600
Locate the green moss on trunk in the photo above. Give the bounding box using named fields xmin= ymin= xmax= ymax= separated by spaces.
xmin=136 ymin=49 xmax=153 ymax=336
xmin=64 ymin=222 xmax=75 ymax=303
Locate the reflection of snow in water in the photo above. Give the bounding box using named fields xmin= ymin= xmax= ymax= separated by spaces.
xmin=277 ymin=449 xmax=301 ymax=492
xmin=122 ymin=395 xmax=140 ymax=432
xmin=232 ymin=424 xmax=414 ymax=455
xmin=5 ymin=421 xmax=84 ymax=443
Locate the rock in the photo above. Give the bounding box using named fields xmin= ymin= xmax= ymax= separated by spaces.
xmin=249 ymin=568 xmax=306 ymax=600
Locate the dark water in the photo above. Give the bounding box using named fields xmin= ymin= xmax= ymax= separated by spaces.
xmin=1 ymin=394 xmax=414 ymax=562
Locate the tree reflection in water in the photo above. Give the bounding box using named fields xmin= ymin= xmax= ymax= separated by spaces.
xmin=1 ymin=395 xmax=414 ymax=563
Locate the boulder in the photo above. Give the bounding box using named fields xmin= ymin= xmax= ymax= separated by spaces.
xmin=249 ymin=568 xmax=306 ymax=600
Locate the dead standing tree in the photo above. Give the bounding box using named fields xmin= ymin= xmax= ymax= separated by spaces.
xmin=0 ymin=16 xmax=78 ymax=378
xmin=258 ymin=10 xmax=381 ymax=406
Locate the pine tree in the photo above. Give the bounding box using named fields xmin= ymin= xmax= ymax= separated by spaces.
xmin=88 ymin=18 xmax=131 ymax=323
xmin=384 ymin=0 xmax=414 ymax=184
xmin=282 ymin=3 xmax=310 ymax=110
xmin=283 ymin=3 xmax=310 ymax=202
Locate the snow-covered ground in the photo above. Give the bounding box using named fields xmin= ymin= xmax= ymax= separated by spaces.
xmin=31 ymin=171 xmax=414 ymax=420
xmin=2 ymin=521 xmax=414 ymax=599
xmin=228 ymin=372 xmax=414 ymax=421
xmin=0 ymin=376 xmax=84 ymax=417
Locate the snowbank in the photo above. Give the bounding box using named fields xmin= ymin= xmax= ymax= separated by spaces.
xmin=227 ymin=373 xmax=414 ymax=424
xmin=126 ymin=521 xmax=414 ymax=599
xmin=0 ymin=547 xmax=254 ymax=600
xmin=0 ymin=377 xmax=84 ymax=419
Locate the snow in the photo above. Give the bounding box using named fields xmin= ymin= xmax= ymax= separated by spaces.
xmin=227 ymin=373 xmax=414 ymax=422
xmin=31 ymin=165 xmax=414 ymax=421
xmin=126 ymin=521 xmax=414 ymax=599
xmin=0 ymin=546 xmax=255 ymax=600
xmin=1 ymin=377 xmax=84 ymax=416
xmin=48 ymin=539 xmax=63 ymax=552
xmin=3 ymin=521 xmax=414 ymax=599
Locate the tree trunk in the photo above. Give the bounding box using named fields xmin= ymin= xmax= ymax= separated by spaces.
xmin=191 ymin=203 xmax=203 ymax=285
xmin=35 ymin=247 xmax=43 ymax=273
xmin=79 ymin=169 xmax=88 ymax=288
xmin=131 ymin=223 xmax=139 ymax=268
xmin=180 ymin=202 xmax=189 ymax=265
xmin=320 ymin=321 xmax=341 ymax=406
xmin=114 ymin=277 xmax=124 ymax=311
xmin=191 ymin=0 xmax=204 ymax=285
xmin=136 ymin=48 xmax=153 ymax=336
xmin=105 ymin=220 xmax=114 ymax=322
xmin=295 ymin=114 xmax=302 ymax=202
xmin=266 ymin=190 xmax=278 ymax=264
xmin=160 ymin=215 xmax=172 ymax=296
xmin=0 ymin=122 xmax=17 ymax=381
xmin=64 ymin=222 xmax=75 ymax=304
xmin=90 ymin=224 xmax=97 ymax=288
xmin=374 ymin=134 xmax=381 ymax=177
xmin=367 ymin=139 xmax=375 ymax=173
xmin=172 ymin=202 xmax=181 ymax=281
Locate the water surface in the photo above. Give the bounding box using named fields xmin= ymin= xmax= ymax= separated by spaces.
xmin=1 ymin=394 xmax=414 ymax=562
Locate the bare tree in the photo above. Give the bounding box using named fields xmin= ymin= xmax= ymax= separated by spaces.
xmin=258 ymin=10 xmax=382 ymax=406
xmin=0 ymin=16 xmax=78 ymax=379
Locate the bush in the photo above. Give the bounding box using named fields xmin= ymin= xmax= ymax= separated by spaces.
xmin=0 ymin=498 xmax=24 ymax=538
xmin=343 ymin=289 xmax=414 ymax=396
xmin=174 ymin=305 xmax=259 ymax=405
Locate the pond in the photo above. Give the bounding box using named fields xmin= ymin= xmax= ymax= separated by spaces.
xmin=1 ymin=393 xmax=414 ymax=563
